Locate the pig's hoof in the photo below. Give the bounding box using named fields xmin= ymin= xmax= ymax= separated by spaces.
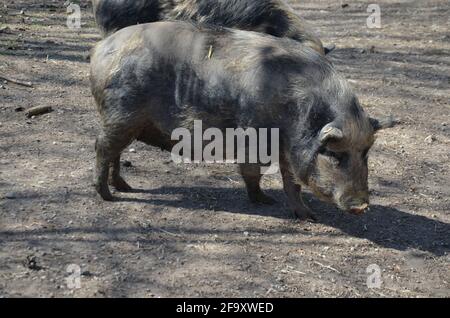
xmin=250 ymin=192 xmax=277 ymax=205
xmin=99 ymin=191 xmax=114 ymax=201
xmin=110 ymin=177 xmax=133 ymax=192
xmin=96 ymin=185 xmax=114 ymax=201
xmin=324 ymin=44 xmax=336 ymax=55
xmin=306 ymin=212 xmax=318 ymax=223
xmin=293 ymin=208 xmax=317 ymax=222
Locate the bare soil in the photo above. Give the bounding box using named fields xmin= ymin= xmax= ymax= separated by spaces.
xmin=0 ymin=0 xmax=449 ymax=298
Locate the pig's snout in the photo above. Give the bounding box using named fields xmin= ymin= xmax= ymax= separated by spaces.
xmin=336 ymin=192 xmax=370 ymax=215
xmin=349 ymin=203 xmax=370 ymax=215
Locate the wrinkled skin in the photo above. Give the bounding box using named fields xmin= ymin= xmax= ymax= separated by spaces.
xmin=90 ymin=21 xmax=395 ymax=220
xmin=91 ymin=0 xmax=334 ymax=55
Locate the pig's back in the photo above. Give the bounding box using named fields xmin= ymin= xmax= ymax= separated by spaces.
xmin=90 ymin=21 xmax=328 ymax=129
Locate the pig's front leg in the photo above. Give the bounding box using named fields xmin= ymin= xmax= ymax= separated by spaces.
xmin=239 ymin=164 xmax=277 ymax=205
xmin=280 ymin=156 xmax=317 ymax=221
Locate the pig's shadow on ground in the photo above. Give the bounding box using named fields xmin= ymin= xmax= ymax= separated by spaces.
xmin=123 ymin=186 xmax=449 ymax=256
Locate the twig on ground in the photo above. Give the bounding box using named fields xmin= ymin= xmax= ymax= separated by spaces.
xmin=314 ymin=261 xmax=341 ymax=274
xmin=25 ymin=106 xmax=53 ymax=118
xmin=227 ymin=177 xmax=240 ymax=184
xmin=155 ymin=227 xmax=180 ymax=237
xmin=0 ymin=75 xmax=33 ymax=88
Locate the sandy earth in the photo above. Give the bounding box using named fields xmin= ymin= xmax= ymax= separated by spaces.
xmin=0 ymin=0 xmax=449 ymax=298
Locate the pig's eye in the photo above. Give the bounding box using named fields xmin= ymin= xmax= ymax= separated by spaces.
xmin=319 ymin=149 xmax=348 ymax=165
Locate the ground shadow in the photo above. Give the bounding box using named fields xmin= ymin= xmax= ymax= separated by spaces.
xmin=119 ymin=185 xmax=291 ymax=219
xmin=116 ymin=186 xmax=449 ymax=256
xmin=305 ymin=193 xmax=450 ymax=257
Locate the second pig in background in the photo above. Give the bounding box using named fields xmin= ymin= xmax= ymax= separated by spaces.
xmin=91 ymin=0 xmax=335 ymax=55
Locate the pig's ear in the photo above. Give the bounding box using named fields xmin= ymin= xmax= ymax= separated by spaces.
xmin=319 ymin=124 xmax=344 ymax=144
xmin=370 ymin=116 xmax=399 ymax=132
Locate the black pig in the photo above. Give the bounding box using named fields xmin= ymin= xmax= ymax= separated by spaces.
xmin=90 ymin=22 xmax=394 ymax=219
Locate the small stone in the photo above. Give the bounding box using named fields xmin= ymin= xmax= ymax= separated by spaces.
xmin=26 ymin=255 xmax=42 ymax=271
xmin=5 ymin=192 xmax=17 ymax=199
xmin=424 ymin=135 xmax=436 ymax=144
xmin=243 ymin=231 xmax=249 ymax=237
xmin=81 ymin=271 xmax=93 ymax=277
xmin=129 ymin=148 xmax=136 ymax=153
xmin=122 ymin=160 xmax=132 ymax=168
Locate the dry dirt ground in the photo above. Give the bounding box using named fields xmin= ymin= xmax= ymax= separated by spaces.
xmin=0 ymin=0 xmax=449 ymax=298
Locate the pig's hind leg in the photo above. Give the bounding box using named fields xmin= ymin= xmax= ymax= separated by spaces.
xmin=239 ymin=164 xmax=277 ymax=205
xmin=95 ymin=127 xmax=134 ymax=200
xmin=109 ymin=156 xmax=133 ymax=192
